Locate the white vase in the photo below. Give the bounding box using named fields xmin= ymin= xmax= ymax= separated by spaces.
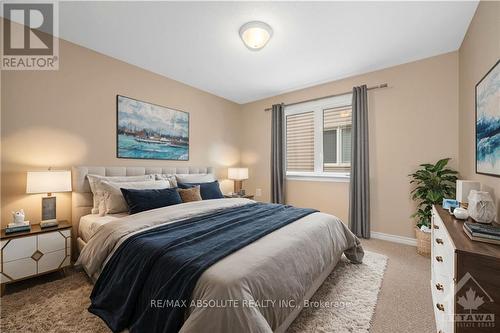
xmin=467 ymin=190 xmax=496 ymax=223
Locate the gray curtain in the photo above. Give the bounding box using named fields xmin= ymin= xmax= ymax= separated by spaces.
xmin=271 ymin=103 xmax=286 ymax=204
xmin=349 ymin=85 xmax=370 ymax=238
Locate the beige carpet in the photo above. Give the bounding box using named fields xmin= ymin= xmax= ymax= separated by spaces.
xmin=362 ymin=238 xmax=435 ymax=333
xmin=1 ymin=251 xmax=387 ymax=333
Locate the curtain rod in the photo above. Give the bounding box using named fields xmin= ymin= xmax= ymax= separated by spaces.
xmin=264 ymin=83 xmax=388 ymax=111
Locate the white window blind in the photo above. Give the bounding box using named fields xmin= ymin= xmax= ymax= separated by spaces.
xmin=286 ymin=111 xmax=315 ymax=172
xmin=324 ymin=106 xmax=352 ymax=129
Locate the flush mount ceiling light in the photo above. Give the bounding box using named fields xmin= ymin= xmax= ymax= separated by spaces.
xmin=239 ymin=21 xmax=273 ymax=51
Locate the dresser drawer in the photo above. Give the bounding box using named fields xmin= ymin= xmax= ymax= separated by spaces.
xmin=431 ymin=277 xmax=455 ymax=333
xmin=432 ymin=272 xmax=454 ymax=296
xmin=432 ymin=207 xmax=445 ymax=230
xmin=432 ymin=244 xmax=455 ymax=278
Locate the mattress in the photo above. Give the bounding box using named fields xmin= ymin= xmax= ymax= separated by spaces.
xmin=79 ymin=213 xmax=128 ymax=242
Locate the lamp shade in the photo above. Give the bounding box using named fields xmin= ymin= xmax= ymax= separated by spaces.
xmin=456 ymin=180 xmax=481 ymax=203
xmin=26 ymin=170 xmax=72 ymax=194
xmin=228 ymin=168 xmax=249 ymax=180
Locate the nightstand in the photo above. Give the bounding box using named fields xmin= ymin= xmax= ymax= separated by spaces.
xmin=0 ymin=221 xmax=71 ymax=296
xmin=224 ymin=194 xmax=255 ymax=200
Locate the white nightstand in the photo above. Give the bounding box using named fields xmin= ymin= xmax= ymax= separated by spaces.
xmin=0 ymin=221 xmax=71 ymax=296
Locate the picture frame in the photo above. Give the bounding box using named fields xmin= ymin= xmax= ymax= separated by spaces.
xmin=116 ymin=95 xmax=190 ymax=161
xmin=475 ymin=59 xmax=500 ymax=178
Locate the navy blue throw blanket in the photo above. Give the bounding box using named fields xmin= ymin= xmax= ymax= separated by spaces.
xmin=89 ymin=203 xmax=317 ymax=333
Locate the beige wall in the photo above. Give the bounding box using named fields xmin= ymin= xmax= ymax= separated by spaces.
xmin=1 ymin=38 xmax=242 ymax=226
xmin=3 ymin=5 xmax=498 ymax=238
xmin=458 ymin=1 xmax=500 ymax=220
xmin=240 ymin=52 xmax=459 ymax=238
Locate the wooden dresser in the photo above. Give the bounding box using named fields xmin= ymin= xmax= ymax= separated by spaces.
xmin=431 ymin=205 xmax=500 ymax=333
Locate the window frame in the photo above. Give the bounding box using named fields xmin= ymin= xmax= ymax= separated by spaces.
xmin=284 ymin=93 xmax=352 ymax=182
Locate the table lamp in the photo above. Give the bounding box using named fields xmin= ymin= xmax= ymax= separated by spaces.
xmin=26 ymin=170 xmax=72 ymax=228
xmin=228 ymin=167 xmax=248 ymax=195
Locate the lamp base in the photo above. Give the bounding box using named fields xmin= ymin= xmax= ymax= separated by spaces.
xmin=42 ymin=196 xmax=57 ymax=221
xmin=233 ymin=180 xmax=243 ymax=195
xmin=40 ymin=219 xmax=59 ymax=228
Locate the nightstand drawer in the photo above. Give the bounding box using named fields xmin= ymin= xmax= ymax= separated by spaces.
xmin=2 ymin=258 xmax=37 ymax=281
xmin=38 ymin=249 xmax=69 ymax=273
xmin=2 ymin=236 xmax=36 ymax=262
xmin=38 ymin=231 xmax=68 ymax=253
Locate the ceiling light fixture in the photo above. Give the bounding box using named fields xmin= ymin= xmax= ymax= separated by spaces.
xmin=239 ymin=21 xmax=273 ymax=51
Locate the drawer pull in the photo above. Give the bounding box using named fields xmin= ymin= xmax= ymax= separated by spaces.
xmin=435 ymin=256 xmax=443 ymax=262
xmin=436 ymin=303 xmax=445 ymax=311
xmin=436 ymin=238 xmax=444 ymax=245
xmin=435 ymin=283 xmax=444 ymax=291
xmin=433 ymin=224 xmax=440 ymax=229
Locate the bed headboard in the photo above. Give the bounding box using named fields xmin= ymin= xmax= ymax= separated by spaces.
xmin=71 ymin=166 xmax=214 ymax=255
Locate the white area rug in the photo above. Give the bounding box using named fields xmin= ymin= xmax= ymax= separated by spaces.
xmin=0 ymin=251 xmax=387 ymax=333
xmin=289 ymin=250 xmax=388 ymax=332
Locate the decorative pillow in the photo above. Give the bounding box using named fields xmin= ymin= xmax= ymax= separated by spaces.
xmin=120 ymin=187 xmax=182 ymax=214
xmin=178 ymin=180 xmax=224 ymax=200
xmin=155 ymin=174 xmax=178 ymax=188
xmin=87 ymin=174 xmax=154 ymax=214
xmin=98 ymin=180 xmax=170 ymax=215
xmin=177 ymin=186 xmax=202 ymax=203
xmin=175 ymin=173 xmax=215 ymax=184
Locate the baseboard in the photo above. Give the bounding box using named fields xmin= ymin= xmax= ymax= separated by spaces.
xmin=370 ymin=231 xmax=417 ymax=246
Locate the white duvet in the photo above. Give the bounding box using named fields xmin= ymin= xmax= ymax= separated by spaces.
xmin=78 ymin=199 xmax=364 ymax=333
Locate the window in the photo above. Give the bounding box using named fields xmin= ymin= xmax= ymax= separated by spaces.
xmin=323 ymin=107 xmax=352 ymax=173
xmin=285 ymin=94 xmax=352 ymax=180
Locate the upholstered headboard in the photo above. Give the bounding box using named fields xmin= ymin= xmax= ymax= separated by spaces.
xmin=71 ymin=166 xmax=214 ymax=256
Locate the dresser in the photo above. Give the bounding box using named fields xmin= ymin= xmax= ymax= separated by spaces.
xmin=0 ymin=222 xmax=72 ymax=295
xmin=431 ymin=205 xmax=500 ymax=333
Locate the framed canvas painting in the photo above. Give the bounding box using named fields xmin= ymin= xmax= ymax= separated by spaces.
xmin=116 ymin=95 xmax=189 ymax=160
xmin=475 ymin=59 xmax=500 ymax=177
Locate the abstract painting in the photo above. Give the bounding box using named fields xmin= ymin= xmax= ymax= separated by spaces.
xmin=476 ymin=60 xmax=500 ymax=177
xmin=117 ymin=95 xmax=189 ymax=160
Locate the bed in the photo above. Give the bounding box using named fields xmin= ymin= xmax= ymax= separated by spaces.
xmin=72 ymin=166 xmax=364 ymax=333
xmin=78 ymin=213 xmax=127 ymax=243
xmin=72 ymin=166 xmax=215 ymax=254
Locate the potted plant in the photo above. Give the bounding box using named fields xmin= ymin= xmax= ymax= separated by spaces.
xmin=409 ymin=158 xmax=458 ymax=256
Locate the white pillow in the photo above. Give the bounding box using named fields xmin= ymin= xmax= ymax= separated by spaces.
xmin=155 ymin=174 xmax=178 ymax=188
xmin=175 ymin=174 xmax=215 ymax=184
xmin=87 ymin=174 xmax=154 ymax=214
xmin=98 ymin=179 xmax=170 ymax=215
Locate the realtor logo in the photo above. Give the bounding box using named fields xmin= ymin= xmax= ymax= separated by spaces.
xmin=1 ymin=1 xmax=59 ymax=70
xmin=454 ymin=273 xmax=495 ymax=329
